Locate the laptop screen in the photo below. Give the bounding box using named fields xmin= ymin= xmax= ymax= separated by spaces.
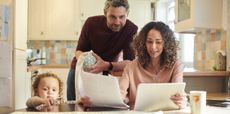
xmin=134 ymin=83 xmax=186 ymax=111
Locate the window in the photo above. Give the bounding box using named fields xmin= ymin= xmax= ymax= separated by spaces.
xmin=166 ymin=0 xmax=194 ymax=68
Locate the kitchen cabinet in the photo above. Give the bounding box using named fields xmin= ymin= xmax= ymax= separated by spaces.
xmin=128 ymin=0 xmax=151 ymax=29
xmin=28 ymin=0 xmax=152 ymax=40
xmin=79 ymin=0 xmax=152 ymax=30
xmin=175 ymin=0 xmax=222 ymax=33
xmin=14 ymin=50 xmax=30 ymax=109
xmin=28 ymin=0 xmax=80 ymax=40
xmin=27 ymin=0 xmax=45 ymax=40
xmin=79 ymin=0 xmax=104 ymax=25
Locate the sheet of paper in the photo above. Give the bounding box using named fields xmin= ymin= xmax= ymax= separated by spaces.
xmin=79 ymin=71 xmax=129 ymax=109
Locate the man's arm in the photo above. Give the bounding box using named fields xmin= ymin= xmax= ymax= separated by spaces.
xmin=85 ymin=53 xmax=130 ymax=73
xmin=77 ymin=50 xmax=131 ymax=74
xmin=110 ymin=60 xmax=131 ymax=72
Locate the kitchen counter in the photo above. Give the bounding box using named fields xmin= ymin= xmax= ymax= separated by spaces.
xmin=207 ymin=92 xmax=230 ymax=100
xmin=184 ymin=68 xmax=230 ymax=93
xmin=0 ymin=106 xmax=14 ymax=114
xmin=27 ymin=65 xmax=230 ymax=77
xmin=27 ymin=64 xmax=70 ymax=72
xmin=184 ymin=68 xmax=230 ymax=77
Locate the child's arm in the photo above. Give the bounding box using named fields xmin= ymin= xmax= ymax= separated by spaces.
xmin=26 ymin=96 xmax=45 ymax=108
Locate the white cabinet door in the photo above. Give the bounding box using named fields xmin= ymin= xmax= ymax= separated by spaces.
xmin=79 ymin=0 xmax=151 ymax=31
xmin=28 ymin=0 xmax=45 ymax=40
xmin=128 ymin=0 xmax=151 ymax=29
xmin=14 ymin=50 xmax=30 ymax=109
xmin=79 ymin=0 xmax=104 ymax=24
xmin=28 ymin=0 xmax=80 ymax=40
xmin=175 ymin=0 xmax=222 ymax=33
xmin=14 ymin=0 xmax=27 ymax=49
xmin=45 ymin=0 xmax=79 ymax=40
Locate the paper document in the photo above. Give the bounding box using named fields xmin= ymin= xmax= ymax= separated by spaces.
xmin=134 ymin=83 xmax=186 ymax=111
xmin=79 ymin=71 xmax=129 ymax=109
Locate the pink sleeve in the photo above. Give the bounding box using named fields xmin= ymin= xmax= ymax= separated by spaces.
xmin=171 ymin=60 xmax=184 ymax=82
xmin=119 ymin=66 xmax=130 ymax=101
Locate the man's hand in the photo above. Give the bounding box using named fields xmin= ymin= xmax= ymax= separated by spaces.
xmin=87 ymin=53 xmax=109 ymax=73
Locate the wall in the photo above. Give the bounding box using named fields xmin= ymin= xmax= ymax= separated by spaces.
xmin=155 ymin=0 xmax=168 ymax=23
xmin=194 ymin=30 xmax=227 ymax=70
xmin=227 ymin=0 xmax=230 ymax=71
xmin=27 ymin=40 xmax=76 ymax=65
xmin=0 ymin=0 xmax=13 ymax=108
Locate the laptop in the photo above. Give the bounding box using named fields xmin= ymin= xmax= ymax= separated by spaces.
xmin=134 ymin=83 xmax=186 ymax=111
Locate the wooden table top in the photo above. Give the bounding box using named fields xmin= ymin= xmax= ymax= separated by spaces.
xmin=8 ymin=93 xmax=230 ymax=113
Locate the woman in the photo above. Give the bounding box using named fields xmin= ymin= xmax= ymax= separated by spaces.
xmin=119 ymin=21 xmax=187 ymax=109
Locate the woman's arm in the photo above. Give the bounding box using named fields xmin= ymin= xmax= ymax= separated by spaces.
xmin=171 ymin=60 xmax=184 ymax=82
xmin=119 ymin=66 xmax=131 ymax=102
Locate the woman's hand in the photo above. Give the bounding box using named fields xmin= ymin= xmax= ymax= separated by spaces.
xmin=170 ymin=92 xmax=188 ymax=109
xmin=78 ymin=96 xmax=92 ymax=107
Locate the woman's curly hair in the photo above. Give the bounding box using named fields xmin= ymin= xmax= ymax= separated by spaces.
xmin=134 ymin=21 xmax=179 ymax=69
xmin=32 ymin=72 xmax=64 ymax=100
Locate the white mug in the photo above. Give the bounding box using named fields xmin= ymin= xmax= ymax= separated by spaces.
xmin=189 ymin=91 xmax=206 ymax=114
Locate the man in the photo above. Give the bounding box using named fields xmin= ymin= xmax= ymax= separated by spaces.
xmin=67 ymin=0 xmax=138 ymax=100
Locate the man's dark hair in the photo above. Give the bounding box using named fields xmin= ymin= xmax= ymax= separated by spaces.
xmin=104 ymin=0 xmax=129 ymax=11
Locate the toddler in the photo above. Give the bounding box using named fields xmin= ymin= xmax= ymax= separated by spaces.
xmin=26 ymin=72 xmax=63 ymax=108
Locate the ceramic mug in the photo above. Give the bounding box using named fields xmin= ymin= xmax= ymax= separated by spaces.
xmin=189 ymin=91 xmax=206 ymax=114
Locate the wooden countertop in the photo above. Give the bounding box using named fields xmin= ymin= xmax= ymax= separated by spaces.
xmin=28 ymin=65 xmax=230 ymax=77
xmin=183 ymin=68 xmax=230 ymax=77
xmin=27 ymin=64 xmax=70 ymax=71
xmin=207 ymin=92 xmax=230 ymax=100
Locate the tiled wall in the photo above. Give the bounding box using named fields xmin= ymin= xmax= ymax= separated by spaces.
xmin=194 ymin=30 xmax=227 ymax=70
xmin=27 ymin=41 xmax=77 ymax=65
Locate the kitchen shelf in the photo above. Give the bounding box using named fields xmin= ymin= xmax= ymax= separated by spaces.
xmin=184 ymin=68 xmax=230 ymax=77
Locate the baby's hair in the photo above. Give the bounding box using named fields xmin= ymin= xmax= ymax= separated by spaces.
xmin=32 ymin=72 xmax=64 ymax=99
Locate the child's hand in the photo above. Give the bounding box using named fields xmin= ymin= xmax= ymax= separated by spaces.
xmin=42 ymin=98 xmax=57 ymax=106
xmin=170 ymin=92 xmax=188 ymax=109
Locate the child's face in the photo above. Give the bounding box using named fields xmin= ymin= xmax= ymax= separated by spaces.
xmin=37 ymin=77 xmax=60 ymax=99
